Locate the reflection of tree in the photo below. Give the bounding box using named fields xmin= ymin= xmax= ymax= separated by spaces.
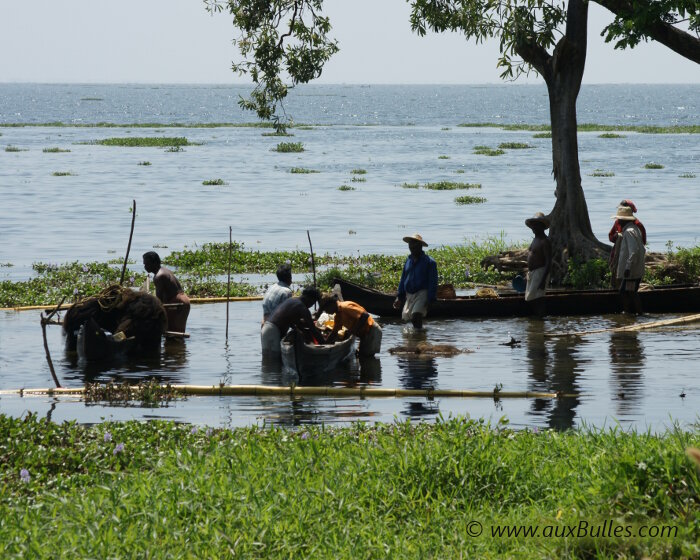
xmin=526 ymin=319 xmax=582 ymax=430
xmin=609 ymin=331 xmax=645 ymax=415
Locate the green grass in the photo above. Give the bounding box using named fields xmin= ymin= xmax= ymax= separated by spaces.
xmin=350 ymin=168 xmax=367 ymax=174
xmin=438 ymin=155 xmax=450 ymax=159
xmin=473 ymin=146 xmax=505 ymax=156
xmin=679 ymin=173 xmax=696 ymax=179
xmin=645 ymin=162 xmax=665 ymax=169
xmin=273 ymin=142 xmax=304 ymax=153
xmin=290 ymin=167 xmax=320 ymax=174
xmin=1 ymin=414 xmax=697 ymax=559
xmin=599 ymin=133 xmax=626 ymax=139
xmin=498 ymin=142 xmax=532 ymax=149
xmin=401 ymin=181 xmax=481 ymax=191
xmin=338 ymin=184 xmax=355 ymax=191
xmin=51 ymin=171 xmax=75 ymax=176
xmin=42 ymin=147 xmax=71 ymax=153
xmin=590 ymin=170 xmax=615 ymax=177
xmin=455 ymin=195 xmax=487 ymax=205
xmin=202 ymin=178 xmax=226 ymax=186
xmin=138 ymin=161 xmax=151 ymax=166
xmin=87 ymin=137 xmax=193 ymax=147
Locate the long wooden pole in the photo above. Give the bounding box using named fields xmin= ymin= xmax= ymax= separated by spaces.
xmin=226 ymin=226 xmax=232 ymax=341
xmin=39 ymin=297 xmax=65 ymax=389
xmin=306 ymin=229 xmax=317 ymax=289
xmin=545 ymin=312 xmax=700 ymax=338
xmin=120 ymin=199 xmax=136 ymax=285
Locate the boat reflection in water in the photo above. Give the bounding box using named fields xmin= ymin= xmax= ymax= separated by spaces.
xmin=526 ymin=319 xmax=582 ymax=430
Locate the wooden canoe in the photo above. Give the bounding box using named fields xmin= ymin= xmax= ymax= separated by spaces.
xmin=281 ymin=329 xmax=356 ymax=375
xmin=332 ymin=277 xmax=700 ymax=318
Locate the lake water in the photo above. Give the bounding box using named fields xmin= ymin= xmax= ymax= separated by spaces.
xmin=1 ymin=83 xmax=698 ymax=430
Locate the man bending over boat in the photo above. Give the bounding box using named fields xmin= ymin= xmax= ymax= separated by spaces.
xmin=524 ymin=212 xmax=552 ymax=306
xmin=318 ymin=295 xmax=382 ymax=357
xmin=261 ymin=286 xmax=323 ymax=355
xmin=262 ymin=263 xmax=293 ymax=324
xmin=142 ymin=251 xmax=190 ymax=333
xmin=393 ymin=234 xmax=438 ymax=329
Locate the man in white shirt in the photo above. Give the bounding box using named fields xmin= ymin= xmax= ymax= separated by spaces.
xmin=262 ymin=263 xmax=293 ymax=324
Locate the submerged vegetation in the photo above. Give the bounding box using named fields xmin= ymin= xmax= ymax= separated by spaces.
xmin=458 ymin=123 xmax=700 ymax=134
xmin=599 ymin=133 xmax=626 ymax=139
xmin=473 ymin=146 xmax=505 ymax=156
xmin=337 ymin=184 xmax=355 ymax=191
xmin=86 ymin=137 xmax=194 ymax=147
xmin=679 ymin=173 xmax=696 ymax=179
xmin=498 ymin=142 xmax=532 ymax=149
xmin=590 ymin=169 xmax=615 ymax=177
xmin=290 ymin=167 xmax=319 ymax=174
xmin=0 ymin=414 xmax=698 ymax=558
xmin=455 ymin=195 xmax=487 ymax=205
xmin=51 ymin=171 xmax=75 ymax=176
xmin=42 ymin=147 xmax=71 ymax=153
xmin=4 ymin=145 xmax=27 ymax=152
xmin=202 ymin=178 xmax=226 ymax=186
xmin=401 ymin=181 xmax=481 ymax=190
xmin=645 ymin=162 xmax=665 ymax=169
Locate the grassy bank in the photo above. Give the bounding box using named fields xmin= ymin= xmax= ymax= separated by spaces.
xmin=3 ymin=241 xmax=699 ymax=307
xmin=0 ymin=414 xmax=698 ymax=558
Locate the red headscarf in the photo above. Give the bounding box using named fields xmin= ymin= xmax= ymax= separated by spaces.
xmin=609 ymin=199 xmax=646 ymax=244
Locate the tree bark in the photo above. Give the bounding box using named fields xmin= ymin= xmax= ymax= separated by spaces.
xmin=518 ymin=0 xmax=610 ymax=283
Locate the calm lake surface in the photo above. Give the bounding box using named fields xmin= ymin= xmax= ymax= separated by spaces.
xmin=1 ymin=83 xmax=698 ymax=430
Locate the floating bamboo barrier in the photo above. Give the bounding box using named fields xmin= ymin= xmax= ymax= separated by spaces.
xmin=0 ymin=384 xmax=577 ymax=399
xmin=1 ymin=296 xmax=263 ymax=312
xmin=545 ymin=312 xmax=700 ymax=338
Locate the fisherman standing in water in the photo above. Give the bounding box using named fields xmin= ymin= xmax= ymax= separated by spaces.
xmin=142 ymin=251 xmax=190 ymax=333
xmin=393 ymin=234 xmax=438 ymax=329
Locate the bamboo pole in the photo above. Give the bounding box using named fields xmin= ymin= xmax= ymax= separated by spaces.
xmin=307 ymin=229 xmax=317 ymax=289
xmin=39 ymin=297 xmax=65 ymax=389
xmin=226 ymin=226 xmax=232 ymax=341
xmin=545 ymin=312 xmax=700 ymax=338
xmin=119 ymin=200 xmax=136 ymax=285
xmin=2 ymin=296 xmax=263 ymax=312
xmin=0 ymin=384 xmax=577 ymax=399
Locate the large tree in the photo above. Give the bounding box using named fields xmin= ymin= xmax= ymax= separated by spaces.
xmin=205 ymin=0 xmax=699 ymax=280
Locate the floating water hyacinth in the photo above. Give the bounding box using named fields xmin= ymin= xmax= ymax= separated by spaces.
xmin=190 ymin=427 xmax=198 ymax=435
xmin=20 ymin=468 xmax=30 ymax=483
xmin=104 ymin=431 xmax=112 ymax=442
xmin=300 ymin=432 xmax=309 ymax=440
xmin=206 ymin=428 xmax=213 ymax=437
xmin=113 ymin=443 xmax=125 ymax=455
xmin=82 ymin=264 xmax=89 ymax=272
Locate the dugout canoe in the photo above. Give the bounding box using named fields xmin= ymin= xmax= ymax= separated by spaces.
xmin=332 ymin=278 xmax=700 ymax=318
xmin=281 ymin=329 xmax=356 ymax=375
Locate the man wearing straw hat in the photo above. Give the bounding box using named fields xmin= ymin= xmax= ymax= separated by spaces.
xmin=610 ymin=204 xmax=646 ymax=295
xmin=524 ymin=212 xmax=552 ymax=304
xmin=393 ymin=234 xmax=438 ymax=329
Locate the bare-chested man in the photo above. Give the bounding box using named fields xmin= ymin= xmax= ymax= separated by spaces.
xmin=524 ymin=212 xmax=552 ymax=307
xmin=143 ymin=251 xmax=190 ymax=333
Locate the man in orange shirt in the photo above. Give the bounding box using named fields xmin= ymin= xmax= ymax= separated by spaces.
xmin=318 ymin=295 xmax=382 ymax=357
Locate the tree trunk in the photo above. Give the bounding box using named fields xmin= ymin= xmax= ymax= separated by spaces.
xmin=543 ymin=0 xmax=610 ymax=283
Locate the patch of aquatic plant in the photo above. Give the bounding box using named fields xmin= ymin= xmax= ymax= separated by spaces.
xmin=202 ymin=178 xmax=226 ymax=186
xmin=273 ymin=142 xmax=304 ymax=153
xmin=86 ymin=137 xmax=193 ymax=147
xmin=0 ymin=121 xmax=286 ymax=129
xmin=351 ymin=177 xmax=366 ymax=182
xmin=441 ymin=127 xmax=450 ymax=131
xmin=3 ymin=415 xmax=696 ymax=558
xmin=138 ymin=161 xmax=151 ymax=166
xmin=455 ymin=195 xmax=487 ymax=205
xmin=566 ymin=258 xmax=611 ymax=289
xmin=51 ymin=171 xmax=75 ymax=176
xmin=679 ymin=173 xmax=696 ymax=178
xmin=180 ymin=276 xmax=257 ymax=298
xmin=644 ymin=162 xmax=665 ymax=169
xmin=0 ymin=262 xmax=147 ymax=307
xmin=533 ymin=132 xmax=552 ymax=138
xmin=165 ymin=146 xmax=183 ymax=152
xmin=599 ymin=133 xmax=626 ymax=138
xmin=498 ymin=142 xmax=532 ymax=149
xmin=42 ymin=147 xmax=71 ymax=153
xmin=262 ymin=131 xmax=294 ymax=137
xmin=84 ymin=379 xmax=183 ymax=407
xmin=455 ymin=169 xmax=466 ymax=174
xmin=590 ymin=169 xmax=615 ymax=177
xmin=289 ymin=167 xmax=319 ymax=174
xmin=80 ymin=97 xmax=103 ymax=101
xmin=438 ymin=155 xmax=450 ymax=159
xmin=403 ymin=181 xmax=481 ymax=191
xmin=350 ymin=169 xmax=367 ymax=175
xmin=473 ymin=146 xmax=505 ymax=156
xmin=457 ymin=123 xmax=700 ymax=134
xmin=4 ymin=145 xmax=26 ymax=152
xmin=338 ymin=184 xmax=355 ymax=191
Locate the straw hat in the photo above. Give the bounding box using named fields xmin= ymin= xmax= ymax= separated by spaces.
xmin=403 ymin=233 xmax=428 ymax=247
xmin=611 ymin=205 xmax=636 ymax=221
xmin=525 ymin=212 xmax=550 ymax=229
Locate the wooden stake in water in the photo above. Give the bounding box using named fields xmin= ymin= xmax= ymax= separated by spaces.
xmin=40 ymin=297 xmax=65 ymax=389
xmin=120 ymin=200 xmax=136 ymax=285
xmin=307 ymin=229 xmax=317 ymax=310
xmin=226 ymin=226 xmax=232 ymax=341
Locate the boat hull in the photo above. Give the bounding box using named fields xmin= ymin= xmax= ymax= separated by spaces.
xmin=332 ymin=278 xmax=700 ymax=318
xmin=281 ymin=329 xmax=356 ymax=375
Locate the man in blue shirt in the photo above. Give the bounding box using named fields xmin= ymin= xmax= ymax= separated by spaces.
xmin=392 ymin=234 xmax=438 ymax=328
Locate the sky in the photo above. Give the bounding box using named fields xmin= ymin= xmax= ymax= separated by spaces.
xmin=0 ymin=0 xmax=697 ymax=84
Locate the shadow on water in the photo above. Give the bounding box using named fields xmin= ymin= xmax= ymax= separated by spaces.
xmin=526 ymin=318 xmax=583 ymax=430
